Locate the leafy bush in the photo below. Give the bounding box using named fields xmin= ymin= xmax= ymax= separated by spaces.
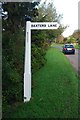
xmin=2 ymin=29 xmax=24 ymax=106
xmin=31 ymin=43 xmax=46 ymax=74
xmin=2 ymin=56 xmax=23 ymax=104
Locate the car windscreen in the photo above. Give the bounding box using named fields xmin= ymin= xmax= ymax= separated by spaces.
xmin=65 ymin=45 xmax=74 ymax=48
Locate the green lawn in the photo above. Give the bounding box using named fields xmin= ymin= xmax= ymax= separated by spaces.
xmin=4 ymin=48 xmax=78 ymax=118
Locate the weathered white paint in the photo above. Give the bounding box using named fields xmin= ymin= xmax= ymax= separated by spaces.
xmin=24 ymin=21 xmax=59 ymax=102
xmin=24 ymin=21 xmax=31 ymax=102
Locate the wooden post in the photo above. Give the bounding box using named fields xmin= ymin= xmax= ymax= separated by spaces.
xmin=24 ymin=21 xmax=31 ymax=102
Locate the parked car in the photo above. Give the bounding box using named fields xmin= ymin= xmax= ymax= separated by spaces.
xmin=62 ymin=44 xmax=75 ymax=54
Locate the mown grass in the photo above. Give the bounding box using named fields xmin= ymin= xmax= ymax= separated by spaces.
xmin=51 ymin=43 xmax=64 ymax=47
xmin=3 ymin=48 xmax=78 ymax=118
xmin=75 ymin=44 xmax=80 ymax=50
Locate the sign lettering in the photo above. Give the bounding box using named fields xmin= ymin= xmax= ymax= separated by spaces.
xmin=31 ymin=22 xmax=59 ymax=30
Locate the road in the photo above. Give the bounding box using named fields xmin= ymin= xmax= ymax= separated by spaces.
xmin=66 ymin=49 xmax=79 ymax=73
xmin=53 ymin=45 xmax=80 ymax=73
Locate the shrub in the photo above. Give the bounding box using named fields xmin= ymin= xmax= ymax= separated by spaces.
xmin=31 ymin=43 xmax=46 ymax=74
xmin=2 ymin=56 xmax=23 ymax=105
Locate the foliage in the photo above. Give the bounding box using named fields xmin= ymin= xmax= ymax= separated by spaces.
xmin=67 ymin=36 xmax=76 ymax=43
xmin=3 ymin=56 xmax=22 ymax=103
xmin=62 ymin=36 xmax=76 ymax=44
xmin=31 ymin=43 xmax=46 ymax=74
xmin=78 ymin=38 xmax=80 ymax=44
xmin=2 ymin=1 xmax=65 ymax=110
xmin=35 ymin=2 xmax=66 ymax=42
xmin=2 ymin=2 xmax=40 ymax=106
xmin=62 ymin=37 xmax=67 ymax=43
xmin=75 ymin=44 xmax=80 ymax=49
xmin=71 ymin=29 xmax=80 ymax=44
xmin=37 ymin=2 xmax=58 ymax=22
xmin=2 ymin=2 xmax=39 ymax=31
xmin=31 ymin=30 xmax=48 ymax=74
xmin=2 ymin=28 xmax=24 ymax=106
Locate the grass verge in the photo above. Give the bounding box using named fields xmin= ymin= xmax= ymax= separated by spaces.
xmin=51 ymin=43 xmax=64 ymax=47
xmin=3 ymin=48 xmax=78 ymax=118
xmin=75 ymin=44 xmax=80 ymax=50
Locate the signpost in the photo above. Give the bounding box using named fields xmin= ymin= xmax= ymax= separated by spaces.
xmin=24 ymin=21 xmax=59 ymax=102
xmin=31 ymin=22 xmax=59 ymax=30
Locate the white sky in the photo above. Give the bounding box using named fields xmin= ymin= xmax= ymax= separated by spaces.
xmin=40 ymin=0 xmax=80 ymax=37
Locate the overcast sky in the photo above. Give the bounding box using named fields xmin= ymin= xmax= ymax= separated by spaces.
xmin=40 ymin=0 xmax=79 ymax=37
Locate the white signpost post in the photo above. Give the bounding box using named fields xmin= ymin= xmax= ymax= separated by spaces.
xmin=24 ymin=21 xmax=59 ymax=102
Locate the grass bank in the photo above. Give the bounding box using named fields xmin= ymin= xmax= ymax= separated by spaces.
xmin=3 ymin=48 xmax=78 ymax=118
xmin=51 ymin=43 xmax=63 ymax=47
xmin=75 ymin=44 xmax=80 ymax=50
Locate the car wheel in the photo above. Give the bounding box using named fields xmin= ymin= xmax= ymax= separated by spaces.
xmin=73 ymin=52 xmax=75 ymax=54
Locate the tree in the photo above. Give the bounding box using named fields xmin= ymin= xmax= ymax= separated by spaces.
xmin=2 ymin=2 xmax=40 ymax=106
xmin=56 ymin=35 xmax=64 ymax=43
xmin=67 ymin=36 xmax=76 ymax=43
xmin=72 ymin=29 xmax=80 ymax=44
xmin=34 ymin=2 xmax=66 ymax=42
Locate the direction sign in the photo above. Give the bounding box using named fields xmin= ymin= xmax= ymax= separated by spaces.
xmin=24 ymin=21 xmax=59 ymax=102
xmin=31 ymin=22 xmax=59 ymax=30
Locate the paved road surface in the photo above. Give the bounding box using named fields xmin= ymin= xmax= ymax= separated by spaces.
xmin=66 ymin=50 xmax=79 ymax=73
xmin=53 ymin=45 xmax=62 ymax=51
